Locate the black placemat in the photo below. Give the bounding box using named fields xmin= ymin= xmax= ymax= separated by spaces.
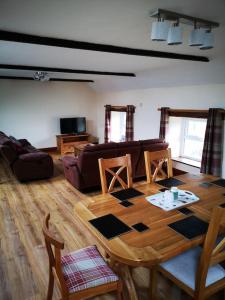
xmin=111 ymin=187 xmax=144 ymax=201
xmin=168 ymin=216 xmax=208 ymax=239
xmin=178 ymin=207 xmax=193 ymax=215
xmin=89 ymin=214 xmax=132 ymax=239
xmin=156 ymin=178 xmax=185 ymax=188
xmin=159 ymin=187 xmax=169 ymax=192
xmin=120 ymin=201 xmax=133 ymax=207
xmin=211 ymin=179 xmax=225 ymax=188
xmin=132 ymin=223 xmax=149 ymax=232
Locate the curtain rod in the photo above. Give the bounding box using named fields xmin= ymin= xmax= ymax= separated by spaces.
xmin=104 ymin=105 xmax=136 ymax=108
xmin=157 ymin=108 xmax=224 ymax=113
xmin=157 ymin=108 xmax=225 ymax=119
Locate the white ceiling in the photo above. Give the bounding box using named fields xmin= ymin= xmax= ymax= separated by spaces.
xmin=0 ymin=0 xmax=225 ymax=91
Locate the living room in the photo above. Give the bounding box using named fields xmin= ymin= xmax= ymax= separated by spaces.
xmin=1 ymin=1 xmax=225 ymax=300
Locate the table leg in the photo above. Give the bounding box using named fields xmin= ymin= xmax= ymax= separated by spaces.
xmin=119 ymin=265 xmax=139 ymax=300
xmin=149 ymin=267 xmax=158 ymax=300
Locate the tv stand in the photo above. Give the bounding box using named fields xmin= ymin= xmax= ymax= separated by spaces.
xmin=56 ymin=134 xmax=89 ymax=155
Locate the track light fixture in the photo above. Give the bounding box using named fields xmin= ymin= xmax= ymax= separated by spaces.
xmin=150 ymin=9 xmax=219 ymax=50
xmin=189 ymin=26 xmax=205 ymax=47
xmin=167 ymin=21 xmax=183 ymax=45
xmin=151 ymin=18 xmax=169 ymax=41
xmin=200 ymin=29 xmax=214 ymax=50
xmin=33 ymin=71 xmax=50 ymax=81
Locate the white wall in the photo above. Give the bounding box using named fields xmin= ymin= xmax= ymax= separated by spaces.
xmin=0 ymin=80 xmax=97 ymax=148
xmin=1 ymin=80 xmax=224 ymax=177
xmin=96 ymin=84 xmax=225 ymax=177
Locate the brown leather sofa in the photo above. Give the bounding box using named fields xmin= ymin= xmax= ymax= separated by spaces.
xmin=0 ymin=131 xmax=54 ymax=182
xmin=62 ymin=139 xmax=168 ymax=191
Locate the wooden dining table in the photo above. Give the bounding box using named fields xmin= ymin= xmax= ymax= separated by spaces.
xmin=74 ymin=173 xmax=225 ymax=300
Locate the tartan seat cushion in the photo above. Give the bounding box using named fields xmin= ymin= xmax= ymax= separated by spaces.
xmin=61 ymin=245 xmax=119 ymax=293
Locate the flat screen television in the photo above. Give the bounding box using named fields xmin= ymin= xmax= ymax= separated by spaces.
xmin=60 ymin=117 xmax=86 ymax=134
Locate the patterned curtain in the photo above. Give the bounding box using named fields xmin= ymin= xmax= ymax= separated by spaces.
xmin=159 ymin=107 xmax=170 ymax=140
xmin=104 ymin=105 xmax=111 ymax=143
xmin=125 ymin=105 xmax=135 ymax=141
xmin=200 ymin=108 xmax=223 ymax=176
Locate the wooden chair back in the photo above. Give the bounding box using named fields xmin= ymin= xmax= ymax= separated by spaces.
xmin=195 ymin=206 xmax=225 ymax=297
xmin=144 ymin=148 xmax=173 ymax=183
xmin=98 ymin=154 xmax=132 ymax=194
xmin=42 ymin=213 xmax=69 ymax=298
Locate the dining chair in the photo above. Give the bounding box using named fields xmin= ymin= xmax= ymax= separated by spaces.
xmin=144 ymin=148 xmax=173 ymax=183
xmin=42 ymin=213 xmax=123 ymax=300
xmin=152 ymin=207 xmax=225 ymax=300
xmin=98 ymin=154 xmax=132 ymax=194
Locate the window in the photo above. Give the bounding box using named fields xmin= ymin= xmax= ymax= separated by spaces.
xmin=110 ymin=111 xmax=126 ymax=142
xmin=180 ymin=118 xmax=207 ymax=162
xmin=167 ymin=117 xmax=207 ymax=166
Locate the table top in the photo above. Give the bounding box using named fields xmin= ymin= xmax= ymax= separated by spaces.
xmin=74 ymin=173 xmax=225 ymax=267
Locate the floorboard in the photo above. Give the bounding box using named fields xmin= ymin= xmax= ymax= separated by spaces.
xmin=0 ymin=153 xmax=223 ymax=300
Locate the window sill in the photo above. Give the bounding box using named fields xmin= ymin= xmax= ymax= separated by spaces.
xmin=172 ymin=157 xmax=201 ymax=168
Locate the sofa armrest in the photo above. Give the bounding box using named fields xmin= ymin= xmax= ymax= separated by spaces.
xmin=19 ymin=151 xmax=50 ymax=161
xmin=62 ymin=156 xmax=79 ymax=167
xmin=0 ymin=145 xmax=18 ymax=164
xmin=18 ymin=139 xmax=31 ymax=147
xmin=62 ymin=156 xmax=85 ymax=190
xmin=12 ymin=152 xmax=53 ymax=181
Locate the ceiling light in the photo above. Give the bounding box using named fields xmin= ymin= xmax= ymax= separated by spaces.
xmin=150 ymin=9 xmax=219 ymax=50
xmin=33 ymin=71 xmax=50 ymax=81
xmin=199 ymin=30 xmax=214 ymax=50
xmin=151 ymin=18 xmax=169 ymax=41
xmin=189 ymin=27 xmax=205 ymax=46
xmin=167 ymin=22 xmax=183 ymax=45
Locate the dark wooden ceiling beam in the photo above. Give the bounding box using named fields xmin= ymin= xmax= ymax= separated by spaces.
xmin=0 ymin=76 xmax=94 ymax=82
xmin=0 ymin=30 xmax=209 ymax=62
xmin=0 ymin=64 xmax=135 ymax=77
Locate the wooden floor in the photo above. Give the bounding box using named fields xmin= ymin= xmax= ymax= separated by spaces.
xmin=0 ymin=153 xmax=223 ymax=300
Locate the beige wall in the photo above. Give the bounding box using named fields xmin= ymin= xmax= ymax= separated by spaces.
xmin=96 ymin=84 xmax=225 ymax=177
xmin=0 ymin=80 xmax=97 ymax=148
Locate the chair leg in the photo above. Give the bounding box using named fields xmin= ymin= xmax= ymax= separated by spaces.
xmin=149 ymin=267 xmax=157 ymax=300
xmin=47 ymin=269 xmax=54 ymax=300
xmin=194 ymin=292 xmax=205 ymax=300
xmin=117 ymin=281 xmax=123 ymax=300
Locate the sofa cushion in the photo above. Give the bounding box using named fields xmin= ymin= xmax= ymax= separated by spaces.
xmin=18 ymin=139 xmax=31 ymax=147
xmin=140 ymin=138 xmax=165 ymax=145
xmin=83 ymin=142 xmax=117 ymax=152
xmin=141 ymin=142 xmax=169 ymax=152
xmin=22 ymin=144 xmax=39 ymax=153
xmin=9 ymin=136 xmax=28 ymax=154
xmin=61 ymin=245 xmax=118 ymax=293
xmin=160 ymin=244 xmax=225 ymax=289
xmin=116 ymin=141 xmax=140 ymax=148
xmin=9 ymin=136 xmax=22 ymax=146
xmin=0 ymin=136 xmax=11 ymax=146
xmin=18 ymin=152 xmax=49 ymax=162
xmin=0 ymin=131 xmax=7 ymax=138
